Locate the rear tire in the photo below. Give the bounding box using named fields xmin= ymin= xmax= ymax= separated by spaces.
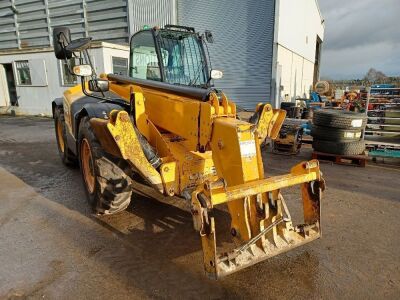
xmin=78 ymin=117 xmax=132 ymax=215
xmin=54 ymin=108 xmax=77 ymax=166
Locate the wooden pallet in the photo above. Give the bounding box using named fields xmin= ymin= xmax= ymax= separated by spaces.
xmin=301 ymin=135 xmax=313 ymax=144
xmin=312 ymin=151 xmax=367 ymax=167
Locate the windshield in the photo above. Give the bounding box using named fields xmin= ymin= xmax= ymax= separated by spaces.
xmin=157 ymin=31 xmax=209 ymax=87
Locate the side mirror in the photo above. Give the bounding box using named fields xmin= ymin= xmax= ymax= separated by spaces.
xmin=53 ymin=27 xmax=72 ymax=59
xmin=210 ymin=69 xmax=223 ymax=80
xmin=205 ymin=30 xmax=214 ymax=43
xmin=88 ymin=79 xmax=109 ymax=93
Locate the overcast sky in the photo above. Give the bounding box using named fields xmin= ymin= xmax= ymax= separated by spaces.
xmin=318 ymin=0 xmax=400 ymax=79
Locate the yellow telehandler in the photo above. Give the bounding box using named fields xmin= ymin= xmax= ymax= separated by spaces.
xmin=52 ymin=25 xmax=325 ymax=279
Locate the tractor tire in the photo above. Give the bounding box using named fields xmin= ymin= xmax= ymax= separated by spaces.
xmin=54 ymin=108 xmax=77 ymax=166
xmin=313 ymin=140 xmax=365 ymax=156
xmin=311 ymin=125 xmax=362 ymax=142
xmin=78 ymin=117 xmax=132 ymax=215
xmin=313 ymin=109 xmax=367 ymax=129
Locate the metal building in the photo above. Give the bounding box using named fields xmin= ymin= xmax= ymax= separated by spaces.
xmin=0 ymin=0 xmax=324 ymax=115
xmin=178 ymin=0 xmax=276 ymax=108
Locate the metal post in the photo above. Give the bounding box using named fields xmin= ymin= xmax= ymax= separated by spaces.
xmin=11 ymin=0 xmax=21 ymax=49
xmin=365 ymin=87 xmax=371 ymax=116
xmin=82 ymin=0 xmax=89 ymax=38
xmin=362 ymin=87 xmax=371 ymax=140
xmin=126 ymin=0 xmax=135 ymax=37
xmin=44 ymin=0 xmax=52 ymax=47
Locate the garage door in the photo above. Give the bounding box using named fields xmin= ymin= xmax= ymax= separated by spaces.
xmin=177 ymin=0 xmax=275 ymax=109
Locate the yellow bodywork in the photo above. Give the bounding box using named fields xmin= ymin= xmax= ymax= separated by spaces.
xmin=65 ymin=75 xmax=325 ymax=279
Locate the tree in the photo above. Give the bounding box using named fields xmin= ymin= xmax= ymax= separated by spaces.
xmin=364 ymin=68 xmax=387 ymax=83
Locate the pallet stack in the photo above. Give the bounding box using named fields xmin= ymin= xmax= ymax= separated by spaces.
xmin=311 ymin=110 xmax=368 ymax=166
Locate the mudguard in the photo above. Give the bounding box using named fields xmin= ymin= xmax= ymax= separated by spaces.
xmin=74 ymin=102 xmax=125 ymax=138
xmin=51 ymin=97 xmax=64 ymax=118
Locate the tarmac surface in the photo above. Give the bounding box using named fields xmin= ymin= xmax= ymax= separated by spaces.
xmin=0 ymin=115 xmax=399 ymax=299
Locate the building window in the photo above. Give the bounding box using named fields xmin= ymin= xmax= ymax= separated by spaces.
xmin=15 ymin=61 xmax=32 ymax=85
xmin=61 ymin=58 xmax=77 ymax=86
xmin=112 ymin=57 xmax=128 ymax=76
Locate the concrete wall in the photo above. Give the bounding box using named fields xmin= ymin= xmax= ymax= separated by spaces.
xmin=276 ymin=45 xmax=316 ymax=102
xmin=276 ymin=0 xmax=324 ymax=63
xmin=101 ymin=43 xmax=130 ymax=74
xmin=272 ymin=0 xmax=324 ymax=105
xmin=0 ymin=43 xmax=129 ymax=116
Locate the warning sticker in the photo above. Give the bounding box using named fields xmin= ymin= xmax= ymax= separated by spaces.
xmin=240 ymin=140 xmax=257 ymax=158
xmin=344 ymin=132 xmax=362 ymax=138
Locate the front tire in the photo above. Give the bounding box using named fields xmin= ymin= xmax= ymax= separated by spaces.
xmin=78 ymin=117 xmax=133 ymax=215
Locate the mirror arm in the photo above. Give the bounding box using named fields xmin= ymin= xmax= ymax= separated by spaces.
xmin=81 ymin=76 xmax=103 ymax=99
xmin=83 ymin=48 xmax=96 ymax=78
xmin=67 ymin=40 xmax=130 ymax=109
xmin=81 ymin=48 xmax=105 ymax=96
xmin=80 ymin=76 xmax=130 ymax=109
xmin=63 ymin=56 xmax=75 ymax=76
xmin=81 ymin=76 xmax=90 ymax=97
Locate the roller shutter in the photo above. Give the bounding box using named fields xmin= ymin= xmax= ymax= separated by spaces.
xmin=177 ymin=0 xmax=276 ymax=109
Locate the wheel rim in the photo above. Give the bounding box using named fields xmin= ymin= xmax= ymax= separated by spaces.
xmin=81 ymin=138 xmax=95 ymax=194
xmin=56 ymin=119 xmax=65 ymax=153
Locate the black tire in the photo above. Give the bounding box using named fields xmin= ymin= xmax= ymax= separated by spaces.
xmin=54 ymin=108 xmax=77 ymax=166
xmin=78 ymin=117 xmax=132 ymax=215
xmin=311 ymin=125 xmax=362 ymax=142
xmin=313 ymin=140 xmax=365 ymax=156
xmin=302 ymin=109 xmax=313 ymax=119
xmin=313 ymin=109 xmax=367 ymax=129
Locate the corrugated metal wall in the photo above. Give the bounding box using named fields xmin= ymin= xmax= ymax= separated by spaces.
xmin=16 ymin=0 xmax=49 ymax=48
xmin=177 ymin=0 xmax=276 ymax=109
xmin=0 ymin=0 xmax=176 ymax=50
xmin=0 ymin=0 xmax=274 ymax=109
xmin=0 ymin=0 xmax=20 ymax=49
xmin=48 ymin=0 xmax=86 ymax=41
xmin=86 ymin=0 xmax=129 ymax=44
xmin=128 ymin=0 xmax=176 ymax=35
xmin=0 ymin=0 xmax=130 ymax=50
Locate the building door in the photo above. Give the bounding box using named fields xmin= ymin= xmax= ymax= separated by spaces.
xmin=0 ymin=65 xmax=9 ymax=107
xmin=313 ymin=37 xmax=322 ymax=86
xmin=0 ymin=64 xmax=18 ymax=107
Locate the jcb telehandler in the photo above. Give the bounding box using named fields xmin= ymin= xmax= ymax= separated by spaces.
xmin=52 ymin=25 xmax=325 ymax=279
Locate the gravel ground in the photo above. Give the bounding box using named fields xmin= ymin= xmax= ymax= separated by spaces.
xmin=0 ymin=115 xmax=399 ymax=300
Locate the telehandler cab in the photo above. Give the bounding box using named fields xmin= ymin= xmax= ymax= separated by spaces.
xmin=52 ymin=25 xmax=325 ymax=279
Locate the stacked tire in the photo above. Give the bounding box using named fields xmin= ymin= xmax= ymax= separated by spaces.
xmin=311 ymin=110 xmax=367 ymax=156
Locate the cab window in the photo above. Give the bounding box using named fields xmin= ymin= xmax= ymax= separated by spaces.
xmin=130 ymin=31 xmax=161 ymax=81
xmin=159 ymin=33 xmax=207 ymax=86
